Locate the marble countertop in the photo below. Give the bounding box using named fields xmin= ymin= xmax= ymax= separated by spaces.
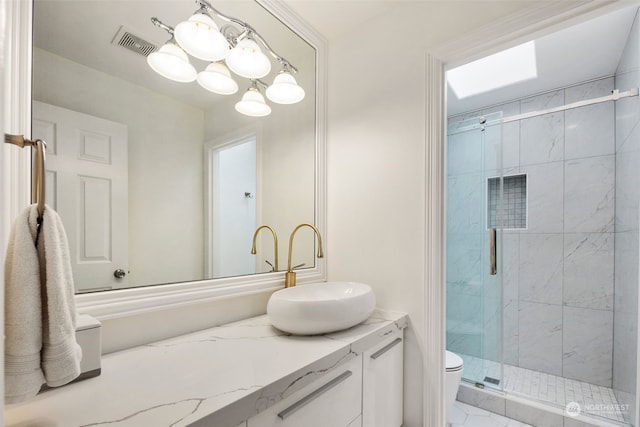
xmin=5 ymin=309 xmax=407 ymax=427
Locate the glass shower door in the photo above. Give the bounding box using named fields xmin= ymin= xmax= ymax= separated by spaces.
xmin=445 ymin=112 xmax=504 ymax=389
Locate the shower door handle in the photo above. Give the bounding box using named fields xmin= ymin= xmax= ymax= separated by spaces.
xmin=489 ymin=228 xmax=497 ymax=275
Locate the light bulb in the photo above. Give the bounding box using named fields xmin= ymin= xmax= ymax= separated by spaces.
xmin=235 ymin=86 xmax=271 ymax=117
xmin=226 ymin=38 xmax=271 ymax=79
xmin=147 ymin=41 xmax=197 ymax=83
xmin=266 ymin=71 xmax=305 ymax=104
xmin=197 ymin=62 xmax=238 ymax=95
xmin=174 ymin=12 xmax=229 ymax=61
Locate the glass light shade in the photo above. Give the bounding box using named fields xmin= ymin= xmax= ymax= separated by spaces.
xmin=147 ymin=42 xmax=197 ymax=83
xmin=226 ymin=38 xmax=271 ymax=79
xmin=266 ymin=72 xmax=305 ymax=104
xmin=235 ymin=87 xmax=271 ymax=117
xmin=174 ymin=13 xmax=229 ymax=61
xmin=197 ymin=62 xmax=238 ymax=95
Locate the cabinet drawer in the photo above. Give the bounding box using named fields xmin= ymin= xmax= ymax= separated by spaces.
xmin=363 ymin=329 xmax=404 ymax=427
xmin=247 ymin=355 xmax=362 ymax=427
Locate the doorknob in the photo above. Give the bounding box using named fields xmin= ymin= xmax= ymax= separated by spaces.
xmin=114 ymin=269 xmax=127 ymax=279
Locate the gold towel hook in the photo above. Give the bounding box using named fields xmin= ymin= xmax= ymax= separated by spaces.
xmin=4 ymin=134 xmax=47 ymax=222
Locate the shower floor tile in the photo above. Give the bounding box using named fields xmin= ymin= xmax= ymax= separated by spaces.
xmin=458 ymin=353 xmax=630 ymax=424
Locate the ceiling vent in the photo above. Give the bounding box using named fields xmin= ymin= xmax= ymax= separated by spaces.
xmin=111 ymin=26 xmax=158 ymax=57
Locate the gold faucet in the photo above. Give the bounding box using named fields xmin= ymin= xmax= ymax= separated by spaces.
xmin=285 ymin=223 xmax=324 ymax=288
xmin=251 ymin=225 xmax=278 ymax=272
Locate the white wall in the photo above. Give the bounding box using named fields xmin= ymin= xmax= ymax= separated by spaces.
xmin=325 ymin=2 xmax=538 ymax=424
xmin=32 ymin=48 xmax=205 ymax=288
xmin=204 ymin=65 xmax=316 ymax=273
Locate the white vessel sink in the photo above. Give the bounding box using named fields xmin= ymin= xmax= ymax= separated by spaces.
xmin=267 ymin=281 xmax=376 ymax=335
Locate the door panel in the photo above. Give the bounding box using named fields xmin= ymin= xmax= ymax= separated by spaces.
xmin=32 ymin=101 xmax=128 ymax=292
xmin=445 ymin=112 xmax=504 ymax=389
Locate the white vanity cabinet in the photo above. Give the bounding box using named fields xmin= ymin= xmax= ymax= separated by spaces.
xmin=245 ymin=328 xmax=404 ymax=427
xmin=5 ymin=312 xmax=408 ymax=427
xmin=363 ymin=329 xmax=404 ymax=427
xmin=247 ymin=355 xmax=362 ymax=427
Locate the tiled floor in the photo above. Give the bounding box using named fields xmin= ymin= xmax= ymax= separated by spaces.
xmin=450 ymin=401 xmax=533 ymax=427
xmin=460 ymin=354 xmax=630 ymax=424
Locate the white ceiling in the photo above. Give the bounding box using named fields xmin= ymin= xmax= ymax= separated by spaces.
xmin=283 ymin=0 xmax=401 ymax=40
xmin=34 ymin=1 xmax=640 ymax=117
xmin=282 ymin=0 xmax=640 ymax=116
xmin=446 ymin=4 xmax=640 ymax=116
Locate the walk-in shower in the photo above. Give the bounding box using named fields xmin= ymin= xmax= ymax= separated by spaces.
xmin=445 ymin=8 xmax=640 ymax=426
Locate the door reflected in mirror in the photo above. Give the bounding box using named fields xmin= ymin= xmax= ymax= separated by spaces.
xmin=32 ymin=0 xmax=317 ymax=293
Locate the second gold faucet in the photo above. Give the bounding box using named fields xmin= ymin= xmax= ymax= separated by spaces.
xmin=285 ymin=223 xmax=324 ymax=288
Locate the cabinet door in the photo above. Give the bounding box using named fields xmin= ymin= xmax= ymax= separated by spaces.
xmin=363 ymin=330 xmax=404 ymax=427
xmin=247 ymin=356 xmax=362 ymax=427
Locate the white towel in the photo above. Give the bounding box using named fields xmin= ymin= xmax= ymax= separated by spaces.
xmin=4 ymin=205 xmax=45 ymax=403
xmin=5 ymin=204 xmax=82 ymax=403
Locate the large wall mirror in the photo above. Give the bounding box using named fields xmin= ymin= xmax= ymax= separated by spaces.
xmin=29 ymin=0 xmax=325 ymax=301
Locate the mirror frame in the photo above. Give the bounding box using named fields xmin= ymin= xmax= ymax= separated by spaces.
xmin=7 ymin=0 xmax=327 ymax=320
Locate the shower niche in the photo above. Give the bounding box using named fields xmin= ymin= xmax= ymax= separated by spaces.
xmin=487 ymin=174 xmax=527 ymax=230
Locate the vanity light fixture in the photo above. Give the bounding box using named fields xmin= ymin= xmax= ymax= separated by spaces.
xmin=226 ymin=37 xmax=271 ymax=79
xmin=148 ymin=0 xmax=305 ymax=117
xmin=266 ymin=66 xmax=305 ymax=104
xmin=147 ymin=38 xmax=197 ymax=83
xmin=174 ymin=12 xmax=229 ymax=61
xmin=197 ymin=61 xmax=238 ymax=95
xmin=235 ymin=81 xmax=272 ymax=117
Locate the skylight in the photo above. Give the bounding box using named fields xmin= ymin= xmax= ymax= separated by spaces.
xmin=447 ymin=41 xmax=538 ymax=99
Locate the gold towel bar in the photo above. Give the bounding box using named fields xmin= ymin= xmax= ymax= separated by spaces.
xmin=4 ymin=134 xmax=47 ymax=222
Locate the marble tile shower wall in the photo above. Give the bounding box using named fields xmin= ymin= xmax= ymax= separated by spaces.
xmin=447 ymin=76 xmax=618 ymax=388
xmin=613 ymin=7 xmax=640 ymax=423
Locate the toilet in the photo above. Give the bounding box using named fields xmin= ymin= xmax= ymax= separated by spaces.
xmin=445 ymin=351 xmax=464 ymax=424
